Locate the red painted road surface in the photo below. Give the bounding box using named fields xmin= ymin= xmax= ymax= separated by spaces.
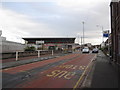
xmin=3 ymin=54 xmax=79 ymax=74
xmin=2 ymin=53 xmax=96 ymax=88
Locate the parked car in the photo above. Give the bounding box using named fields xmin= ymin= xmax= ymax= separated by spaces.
xmin=82 ymin=47 xmax=90 ymax=53
xmin=92 ymin=48 xmax=99 ymax=53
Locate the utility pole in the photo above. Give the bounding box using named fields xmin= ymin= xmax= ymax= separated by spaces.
xmin=81 ymin=37 xmax=82 ymax=51
xmin=78 ymin=35 xmax=80 ymax=44
xmin=82 ymin=22 xmax=85 ymax=45
xmin=101 ymin=26 xmax=104 ymax=43
xmin=81 ymin=37 xmax=82 ymax=46
xmin=96 ymin=25 xmax=104 ymax=43
xmin=108 ymin=30 xmax=110 ymax=56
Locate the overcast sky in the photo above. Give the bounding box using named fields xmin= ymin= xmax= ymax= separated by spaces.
xmin=0 ymin=0 xmax=111 ymax=45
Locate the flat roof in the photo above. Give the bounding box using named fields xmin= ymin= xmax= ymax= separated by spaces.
xmin=22 ymin=37 xmax=76 ymax=40
xmin=22 ymin=37 xmax=76 ymax=44
xmin=22 ymin=37 xmax=76 ymax=39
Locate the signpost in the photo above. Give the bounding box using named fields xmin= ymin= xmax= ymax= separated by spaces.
xmin=103 ymin=30 xmax=111 ymax=57
xmin=103 ymin=30 xmax=109 ymax=38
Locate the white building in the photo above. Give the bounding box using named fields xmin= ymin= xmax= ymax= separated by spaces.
xmin=0 ymin=31 xmax=25 ymax=53
xmin=100 ymin=41 xmax=105 ymax=48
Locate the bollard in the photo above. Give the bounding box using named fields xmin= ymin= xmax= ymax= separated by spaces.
xmin=16 ymin=51 xmax=18 ymax=61
xmin=52 ymin=50 xmax=53 ymax=55
xmin=38 ymin=50 xmax=40 ymax=57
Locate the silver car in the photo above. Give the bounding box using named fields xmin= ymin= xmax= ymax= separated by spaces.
xmin=82 ymin=47 xmax=90 ymax=53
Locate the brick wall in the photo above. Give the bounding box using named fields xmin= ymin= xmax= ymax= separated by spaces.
xmin=110 ymin=1 xmax=120 ymax=65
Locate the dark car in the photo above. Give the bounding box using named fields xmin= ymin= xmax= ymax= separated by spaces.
xmin=92 ymin=48 xmax=99 ymax=53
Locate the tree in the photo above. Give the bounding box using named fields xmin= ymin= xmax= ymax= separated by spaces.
xmin=24 ymin=46 xmax=36 ymax=51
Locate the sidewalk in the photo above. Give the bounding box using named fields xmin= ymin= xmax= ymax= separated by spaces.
xmin=81 ymin=50 xmax=120 ymax=88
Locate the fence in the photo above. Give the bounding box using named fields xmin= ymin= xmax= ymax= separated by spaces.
xmin=1 ymin=50 xmax=52 ymax=60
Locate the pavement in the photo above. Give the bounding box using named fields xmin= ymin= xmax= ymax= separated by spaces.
xmin=81 ymin=50 xmax=120 ymax=89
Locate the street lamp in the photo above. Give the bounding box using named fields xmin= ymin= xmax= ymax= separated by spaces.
xmin=82 ymin=21 xmax=85 ymax=45
xmin=76 ymin=33 xmax=80 ymax=44
xmin=96 ymin=25 xmax=104 ymax=43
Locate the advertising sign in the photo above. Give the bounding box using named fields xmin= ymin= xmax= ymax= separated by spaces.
xmin=36 ymin=41 xmax=44 ymax=45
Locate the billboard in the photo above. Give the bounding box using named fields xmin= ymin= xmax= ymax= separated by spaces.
xmin=36 ymin=41 xmax=44 ymax=45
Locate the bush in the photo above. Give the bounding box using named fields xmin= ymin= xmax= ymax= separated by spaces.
xmin=24 ymin=46 xmax=36 ymax=51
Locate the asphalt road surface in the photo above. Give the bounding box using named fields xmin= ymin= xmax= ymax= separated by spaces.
xmin=2 ymin=53 xmax=96 ymax=88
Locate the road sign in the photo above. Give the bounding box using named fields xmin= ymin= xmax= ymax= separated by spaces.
xmin=103 ymin=30 xmax=109 ymax=37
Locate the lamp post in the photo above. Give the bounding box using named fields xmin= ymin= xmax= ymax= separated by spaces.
xmin=81 ymin=37 xmax=83 ymax=51
xmin=77 ymin=33 xmax=80 ymax=44
xmin=96 ymin=25 xmax=104 ymax=43
xmin=108 ymin=30 xmax=110 ymax=57
xmin=82 ymin=22 xmax=85 ymax=45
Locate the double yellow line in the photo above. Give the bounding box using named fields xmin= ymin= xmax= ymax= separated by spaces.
xmin=73 ymin=54 xmax=97 ymax=90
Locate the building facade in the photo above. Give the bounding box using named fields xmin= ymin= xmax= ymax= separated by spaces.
xmin=23 ymin=37 xmax=76 ymax=52
xmin=110 ymin=0 xmax=120 ymax=65
xmin=0 ymin=31 xmax=25 ymax=53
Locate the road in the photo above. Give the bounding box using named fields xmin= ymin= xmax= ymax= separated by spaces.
xmin=2 ymin=53 xmax=96 ymax=88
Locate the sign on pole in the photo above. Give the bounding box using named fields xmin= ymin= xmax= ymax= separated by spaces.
xmin=103 ymin=30 xmax=109 ymax=37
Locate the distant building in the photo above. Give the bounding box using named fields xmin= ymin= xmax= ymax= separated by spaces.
xmin=92 ymin=45 xmax=100 ymax=49
xmin=72 ymin=43 xmax=81 ymax=51
xmin=86 ymin=43 xmax=92 ymax=48
xmin=100 ymin=42 xmax=105 ymax=48
xmin=110 ymin=0 xmax=120 ymax=65
xmin=0 ymin=31 xmax=25 ymax=53
xmin=23 ymin=37 xmax=76 ymax=52
xmin=83 ymin=43 xmax=92 ymax=48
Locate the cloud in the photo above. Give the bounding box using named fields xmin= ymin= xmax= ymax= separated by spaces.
xmin=56 ymin=0 xmax=110 ymax=9
xmin=1 ymin=0 xmax=111 ymax=45
xmin=0 ymin=8 xmax=57 ymax=43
